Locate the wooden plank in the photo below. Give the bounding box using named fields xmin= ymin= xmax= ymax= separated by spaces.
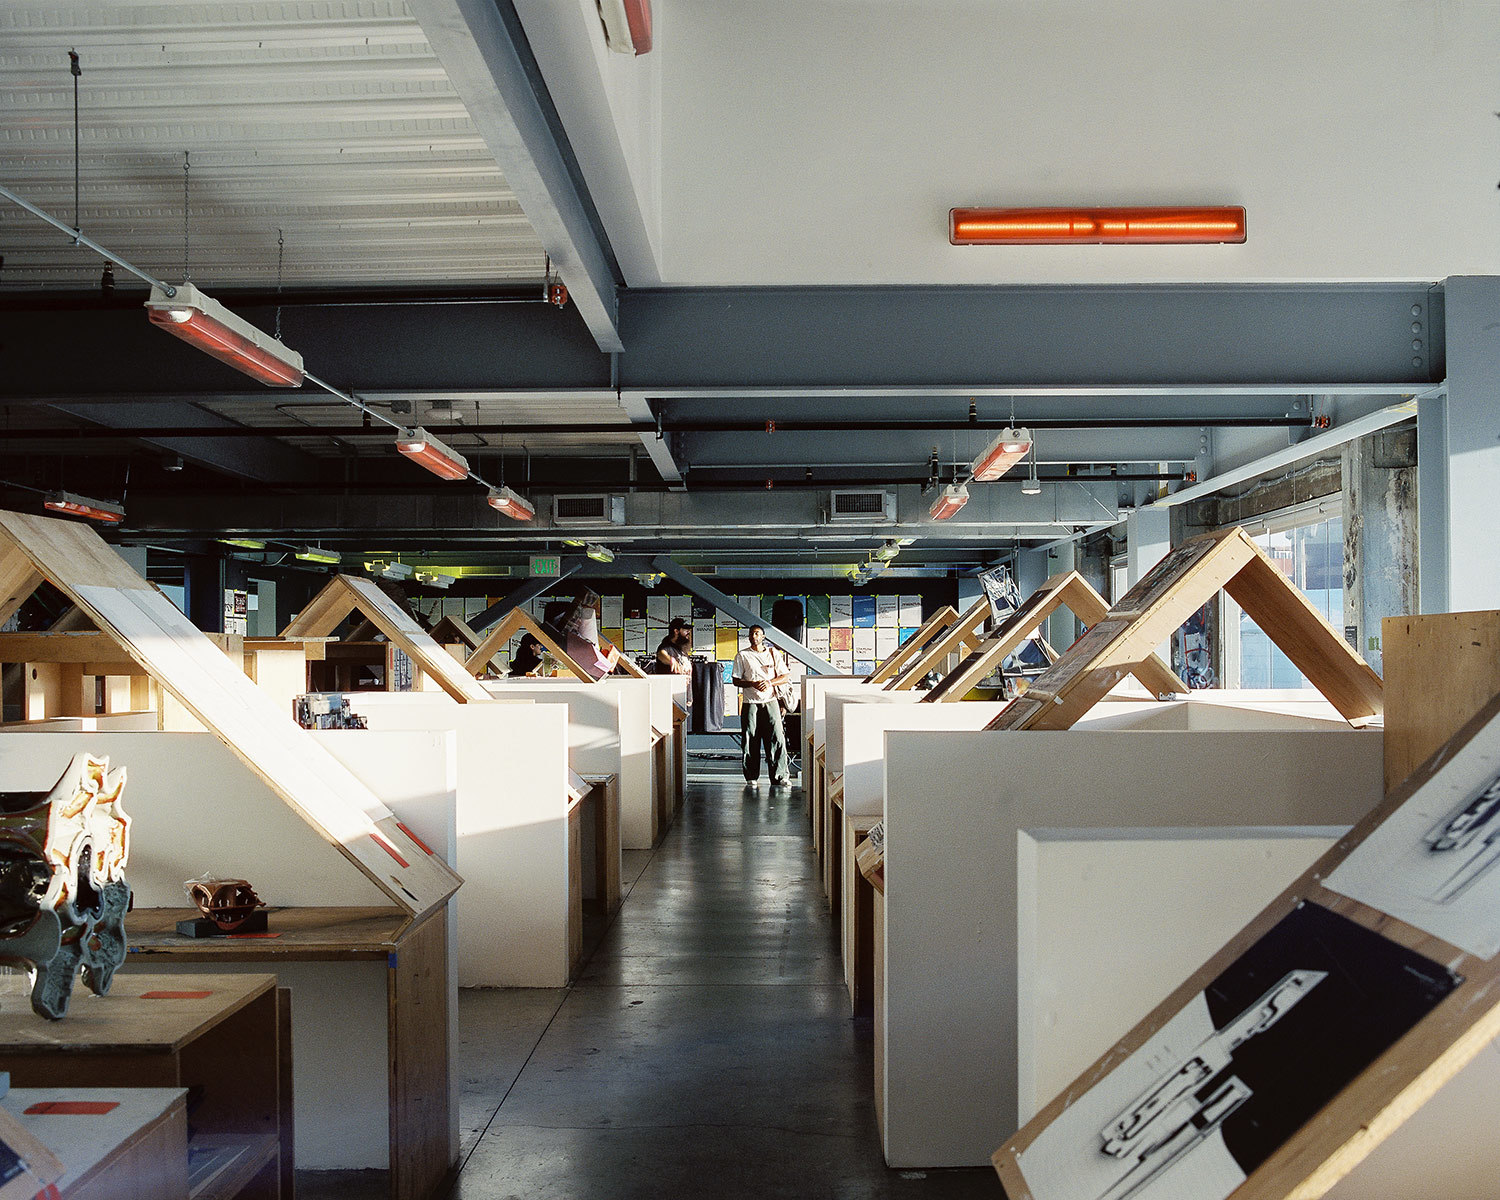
xmin=865 ymin=605 xmax=959 ymax=685
xmin=465 ymin=608 xmax=595 ymax=681
xmin=276 ymin=987 xmax=294 ymax=1200
xmin=426 ymin=616 xmax=481 ymax=650
xmin=283 ymin=576 xmax=492 ymax=703
xmin=0 ymin=542 xmax=44 ymax=628
xmin=0 ymin=631 xmax=144 ymax=664
xmin=994 ymin=690 xmax=1500 ymax=1200
xmin=0 ymin=512 xmax=460 ymax=921
xmin=923 ymin=574 xmax=1186 ymax=703
xmin=126 ymin=907 xmax=410 ymax=961
xmin=885 ymin=598 xmax=990 ymax=691
xmin=1381 ymin=610 xmax=1500 ymax=791
xmin=387 ymin=910 xmax=452 ymax=1200
xmin=568 ymin=804 xmax=584 ymax=972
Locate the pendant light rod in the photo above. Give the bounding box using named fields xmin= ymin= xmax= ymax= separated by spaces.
xmin=0 ymin=183 xmax=176 ymax=297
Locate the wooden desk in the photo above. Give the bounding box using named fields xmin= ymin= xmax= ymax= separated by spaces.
xmin=5 ymin=1087 xmax=188 ymax=1200
xmin=845 ymin=813 xmax=878 ymax=1023
xmin=824 ymin=775 xmax=845 ymax=908
xmin=0 ymin=973 xmax=285 ymax=1200
xmin=650 ymin=726 xmax=671 ymax=843
xmin=671 ymin=705 xmax=687 ymax=814
xmin=568 ymin=773 xmax=622 ymax=976
xmin=125 ymin=907 xmax=449 ymax=1200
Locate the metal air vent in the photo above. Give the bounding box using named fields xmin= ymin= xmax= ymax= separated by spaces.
xmin=826 ymin=489 xmax=896 ymax=522
xmin=553 ymin=494 xmax=625 ymax=525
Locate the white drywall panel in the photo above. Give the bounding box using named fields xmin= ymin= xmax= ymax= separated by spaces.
xmin=661 ymin=2 xmax=1500 ymax=285
xmin=1020 ymin=827 xmax=1500 ymax=1200
xmin=842 ymin=700 xmax=1005 ymax=819
xmin=0 ymin=733 xmax=386 ymax=907
xmin=487 ymin=678 xmax=655 ymax=848
xmin=825 ymin=690 xmax=919 ymax=779
xmin=337 ymin=693 xmax=572 ymax=987
xmin=812 ymin=680 xmax=888 ymax=763
xmin=881 ymin=728 xmax=1383 ymax=1167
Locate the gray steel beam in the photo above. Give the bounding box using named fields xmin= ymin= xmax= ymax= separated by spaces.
xmin=47 ymin=400 xmax=316 ymax=483
xmin=617 ymin=388 xmax=682 ymax=484
xmin=405 ymin=0 xmax=623 ymax=351
xmin=648 ymin=556 xmax=839 ymax=676
xmin=617 ymin=284 xmax=1440 ymax=390
xmin=469 ymin=564 xmax=582 ymax=631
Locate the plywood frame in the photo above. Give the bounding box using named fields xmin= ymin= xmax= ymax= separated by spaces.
xmin=426 ymin=615 xmax=481 ymax=652
xmin=864 ymin=606 xmax=960 ymax=685
xmin=922 ymin=573 xmax=1186 ymax=703
xmin=282 ymin=575 xmax=492 ymax=703
xmin=994 ymin=691 xmax=1500 ymax=1200
xmin=987 ymin=527 xmax=1383 ymax=731
xmin=0 ymin=510 xmax=460 ymax=923
xmin=885 ymin=599 xmax=991 ymax=691
xmin=465 ymin=608 xmax=596 ymax=680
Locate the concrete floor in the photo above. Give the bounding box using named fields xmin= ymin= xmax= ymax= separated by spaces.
xmin=303 ymin=769 xmax=1004 ymax=1198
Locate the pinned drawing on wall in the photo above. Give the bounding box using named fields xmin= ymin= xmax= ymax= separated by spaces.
xmin=0 ymin=753 xmax=132 ymax=1019
xmin=1324 ymin=704 xmax=1500 ymax=958
xmin=1012 ymin=903 xmax=1457 ymax=1200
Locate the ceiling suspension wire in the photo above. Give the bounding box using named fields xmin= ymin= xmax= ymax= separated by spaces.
xmin=275 ymin=228 xmax=285 ymax=340
xmin=68 ymin=49 xmax=81 ymax=238
xmin=182 ymin=151 xmax=191 ymax=280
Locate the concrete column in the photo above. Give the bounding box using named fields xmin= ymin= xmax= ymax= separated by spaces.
xmin=183 ymin=554 xmax=224 ymax=633
xmin=1342 ymin=427 xmax=1418 ymax=675
xmin=1013 ymin=549 xmax=1050 ymax=598
xmin=1422 ymin=276 xmax=1500 ymax=612
xmin=1125 ymin=507 xmax=1171 ymax=586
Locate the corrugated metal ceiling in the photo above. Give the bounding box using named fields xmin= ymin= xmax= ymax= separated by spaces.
xmin=0 ymin=0 xmax=548 ymax=290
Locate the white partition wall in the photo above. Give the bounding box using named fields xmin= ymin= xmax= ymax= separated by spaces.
xmin=879 ymin=727 xmax=1384 ymax=1168
xmin=0 ymin=730 xmax=459 ymax=1172
xmin=338 ymin=691 xmax=573 ymax=987
xmin=486 ymin=678 xmax=655 ymax=848
xmin=1023 ymin=828 xmax=1500 ymax=1200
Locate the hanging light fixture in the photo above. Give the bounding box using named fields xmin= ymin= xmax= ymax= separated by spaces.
xmin=949 ymin=206 xmax=1246 ymax=246
xmin=145 ymin=283 xmax=305 ymax=387
xmin=43 ymin=490 xmax=124 ymax=524
xmin=395 ymin=427 xmax=470 ymax=481
xmin=585 ymin=544 xmax=615 ymax=563
xmin=928 ymin=483 xmax=969 ymax=520
xmin=219 ymin=537 xmax=267 ymax=550
xmin=1021 ymin=440 xmax=1042 ymax=495
xmin=415 ymin=571 xmax=454 ymax=589
xmin=295 ymin=545 xmax=341 ymax=565
xmin=487 ymin=485 xmax=535 ymax=521
xmin=970 ymin=427 xmax=1033 ymax=482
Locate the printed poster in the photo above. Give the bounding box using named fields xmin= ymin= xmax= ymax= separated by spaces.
xmin=647 ymin=596 xmax=668 ymax=627
xmin=693 ymin=619 xmax=716 ymax=651
xmin=852 ymin=595 xmax=877 ymax=628
xmin=601 ymin=595 xmax=624 ymax=628
xmin=853 ymin=628 xmax=876 ymax=660
xmin=715 ymin=628 xmax=739 ymax=660
xmin=875 ymin=628 xmax=898 ymax=658
xmin=829 ymin=627 xmax=853 ymax=652
xmin=899 ymin=595 xmax=923 ymax=626
xmin=807 ymin=627 xmax=831 ymax=657
xmin=806 ymin=595 xmax=832 ymax=628
xmin=875 ymin=595 xmax=899 ymax=628
xmin=668 ymin=595 xmax=691 ymax=624
xmin=624 ymin=619 xmax=647 ymax=652
xmin=830 ymin=595 xmax=853 ymax=627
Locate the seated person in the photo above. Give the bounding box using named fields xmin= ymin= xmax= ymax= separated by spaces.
xmin=509 ymin=633 xmax=546 ymax=677
xmin=555 ymin=591 xmax=620 ymax=681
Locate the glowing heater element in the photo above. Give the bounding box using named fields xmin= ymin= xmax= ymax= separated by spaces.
xmin=949 ymin=206 xmax=1247 ymax=246
xmin=928 ymin=483 xmax=969 ymax=520
xmin=596 ymin=0 xmax=652 ymax=54
xmin=44 ymin=490 xmax=124 ymax=524
xmin=396 ymin=427 xmax=470 ymax=481
xmin=144 ymin=283 xmax=306 ymax=386
xmin=487 ymin=486 xmax=536 ymax=521
xmin=295 ymin=545 xmax=341 ymax=564
xmin=970 ymin=427 xmax=1033 ymax=481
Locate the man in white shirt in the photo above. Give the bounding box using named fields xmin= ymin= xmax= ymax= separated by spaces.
xmin=731 ymin=624 xmax=791 ymax=787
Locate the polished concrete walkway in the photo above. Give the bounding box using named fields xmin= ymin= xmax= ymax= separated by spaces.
xmin=442 ymin=771 xmax=1004 ymax=1199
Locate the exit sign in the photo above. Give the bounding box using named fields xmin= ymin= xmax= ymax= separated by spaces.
xmin=530 ymin=555 xmax=561 ymax=577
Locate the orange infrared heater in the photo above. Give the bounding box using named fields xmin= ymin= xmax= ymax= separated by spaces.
xmin=928 ymin=483 xmax=970 ymax=520
xmin=487 ymin=485 xmax=536 ymax=521
xmin=949 ymin=206 xmax=1246 ymax=246
xmin=145 ymin=283 xmax=305 ymax=386
xmin=44 ymin=490 xmax=125 ymax=523
xmin=970 ymin=427 xmax=1033 ymax=482
xmin=396 ymin=427 xmax=471 ymax=481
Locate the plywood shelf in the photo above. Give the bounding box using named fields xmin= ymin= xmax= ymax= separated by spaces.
xmin=126 ymin=906 xmax=410 ymax=962
xmin=188 ymin=1133 xmax=278 ymax=1200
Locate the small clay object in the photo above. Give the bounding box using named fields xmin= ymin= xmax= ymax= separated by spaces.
xmin=186 ymin=878 xmax=266 ymax=933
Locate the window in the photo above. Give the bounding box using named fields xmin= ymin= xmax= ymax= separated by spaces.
xmin=1230 ymin=515 xmax=1343 ymax=689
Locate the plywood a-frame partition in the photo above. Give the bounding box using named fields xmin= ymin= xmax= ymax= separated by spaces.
xmin=885 ymin=598 xmax=991 ymax=691
xmin=864 ymin=606 xmax=959 ymax=685
xmin=428 ymin=614 xmax=482 ymax=652
xmin=283 ymin=574 xmax=493 ymax=702
xmin=995 ymin=689 xmax=1500 ymax=1200
xmin=0 ymin=510 xmax=461 ymax=924
xmin=466 ymin=608 xmax=596 ymax=680
xmin=922 ymin=572 xmax=1186 ymax=703
xmin=987 ymin=527 xmax=1383 ymax=731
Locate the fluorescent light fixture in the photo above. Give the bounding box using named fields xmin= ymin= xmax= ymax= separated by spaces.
xmin=43 ymin=490 xmax=124 ymax=524
xmin=595 ymin=0 xmax=652 ymax=54
xmin=585 ymin=544 xmax=615 ymax=563
xmin=487 ymin=485 xmax=535 ymax=521
xmin=873 ymin=540 xmax=902 ymax=562
xmin=950 ymin=206 xmax=1247 ymax=246
xmin=634 ymin=572 xmax=664 ymax=588
xmin=296 ymin=545 xmax=341 ymax=564
xmin=395 ymin=427 xmax=470 ymax=481
xmin=415 ymin=571 xmax=454 ymax=589
xmin=928 ymin=483 xmax=969 ymax=521
xmin=218 ymin=537 xmax=267 ymax=550
xmin=970 ymin=427 xmax=1033 ymax=482
xmin=145 ymin=282 xmax=305 ymax=387
xmin=379 ymin=561 xmax=415 ymax=580
xmin=562 ymin=538 xmax=587 ymax=548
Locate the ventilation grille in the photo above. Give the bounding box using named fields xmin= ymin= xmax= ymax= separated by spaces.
xmin=552 ymin=494 xmax=624 ymax=525
xmin=827 ymin=489 xmax=895 ymax=522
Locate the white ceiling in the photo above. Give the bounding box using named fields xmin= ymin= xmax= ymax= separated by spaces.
xmin=0 ymin=0 xmax=547 ymax=291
